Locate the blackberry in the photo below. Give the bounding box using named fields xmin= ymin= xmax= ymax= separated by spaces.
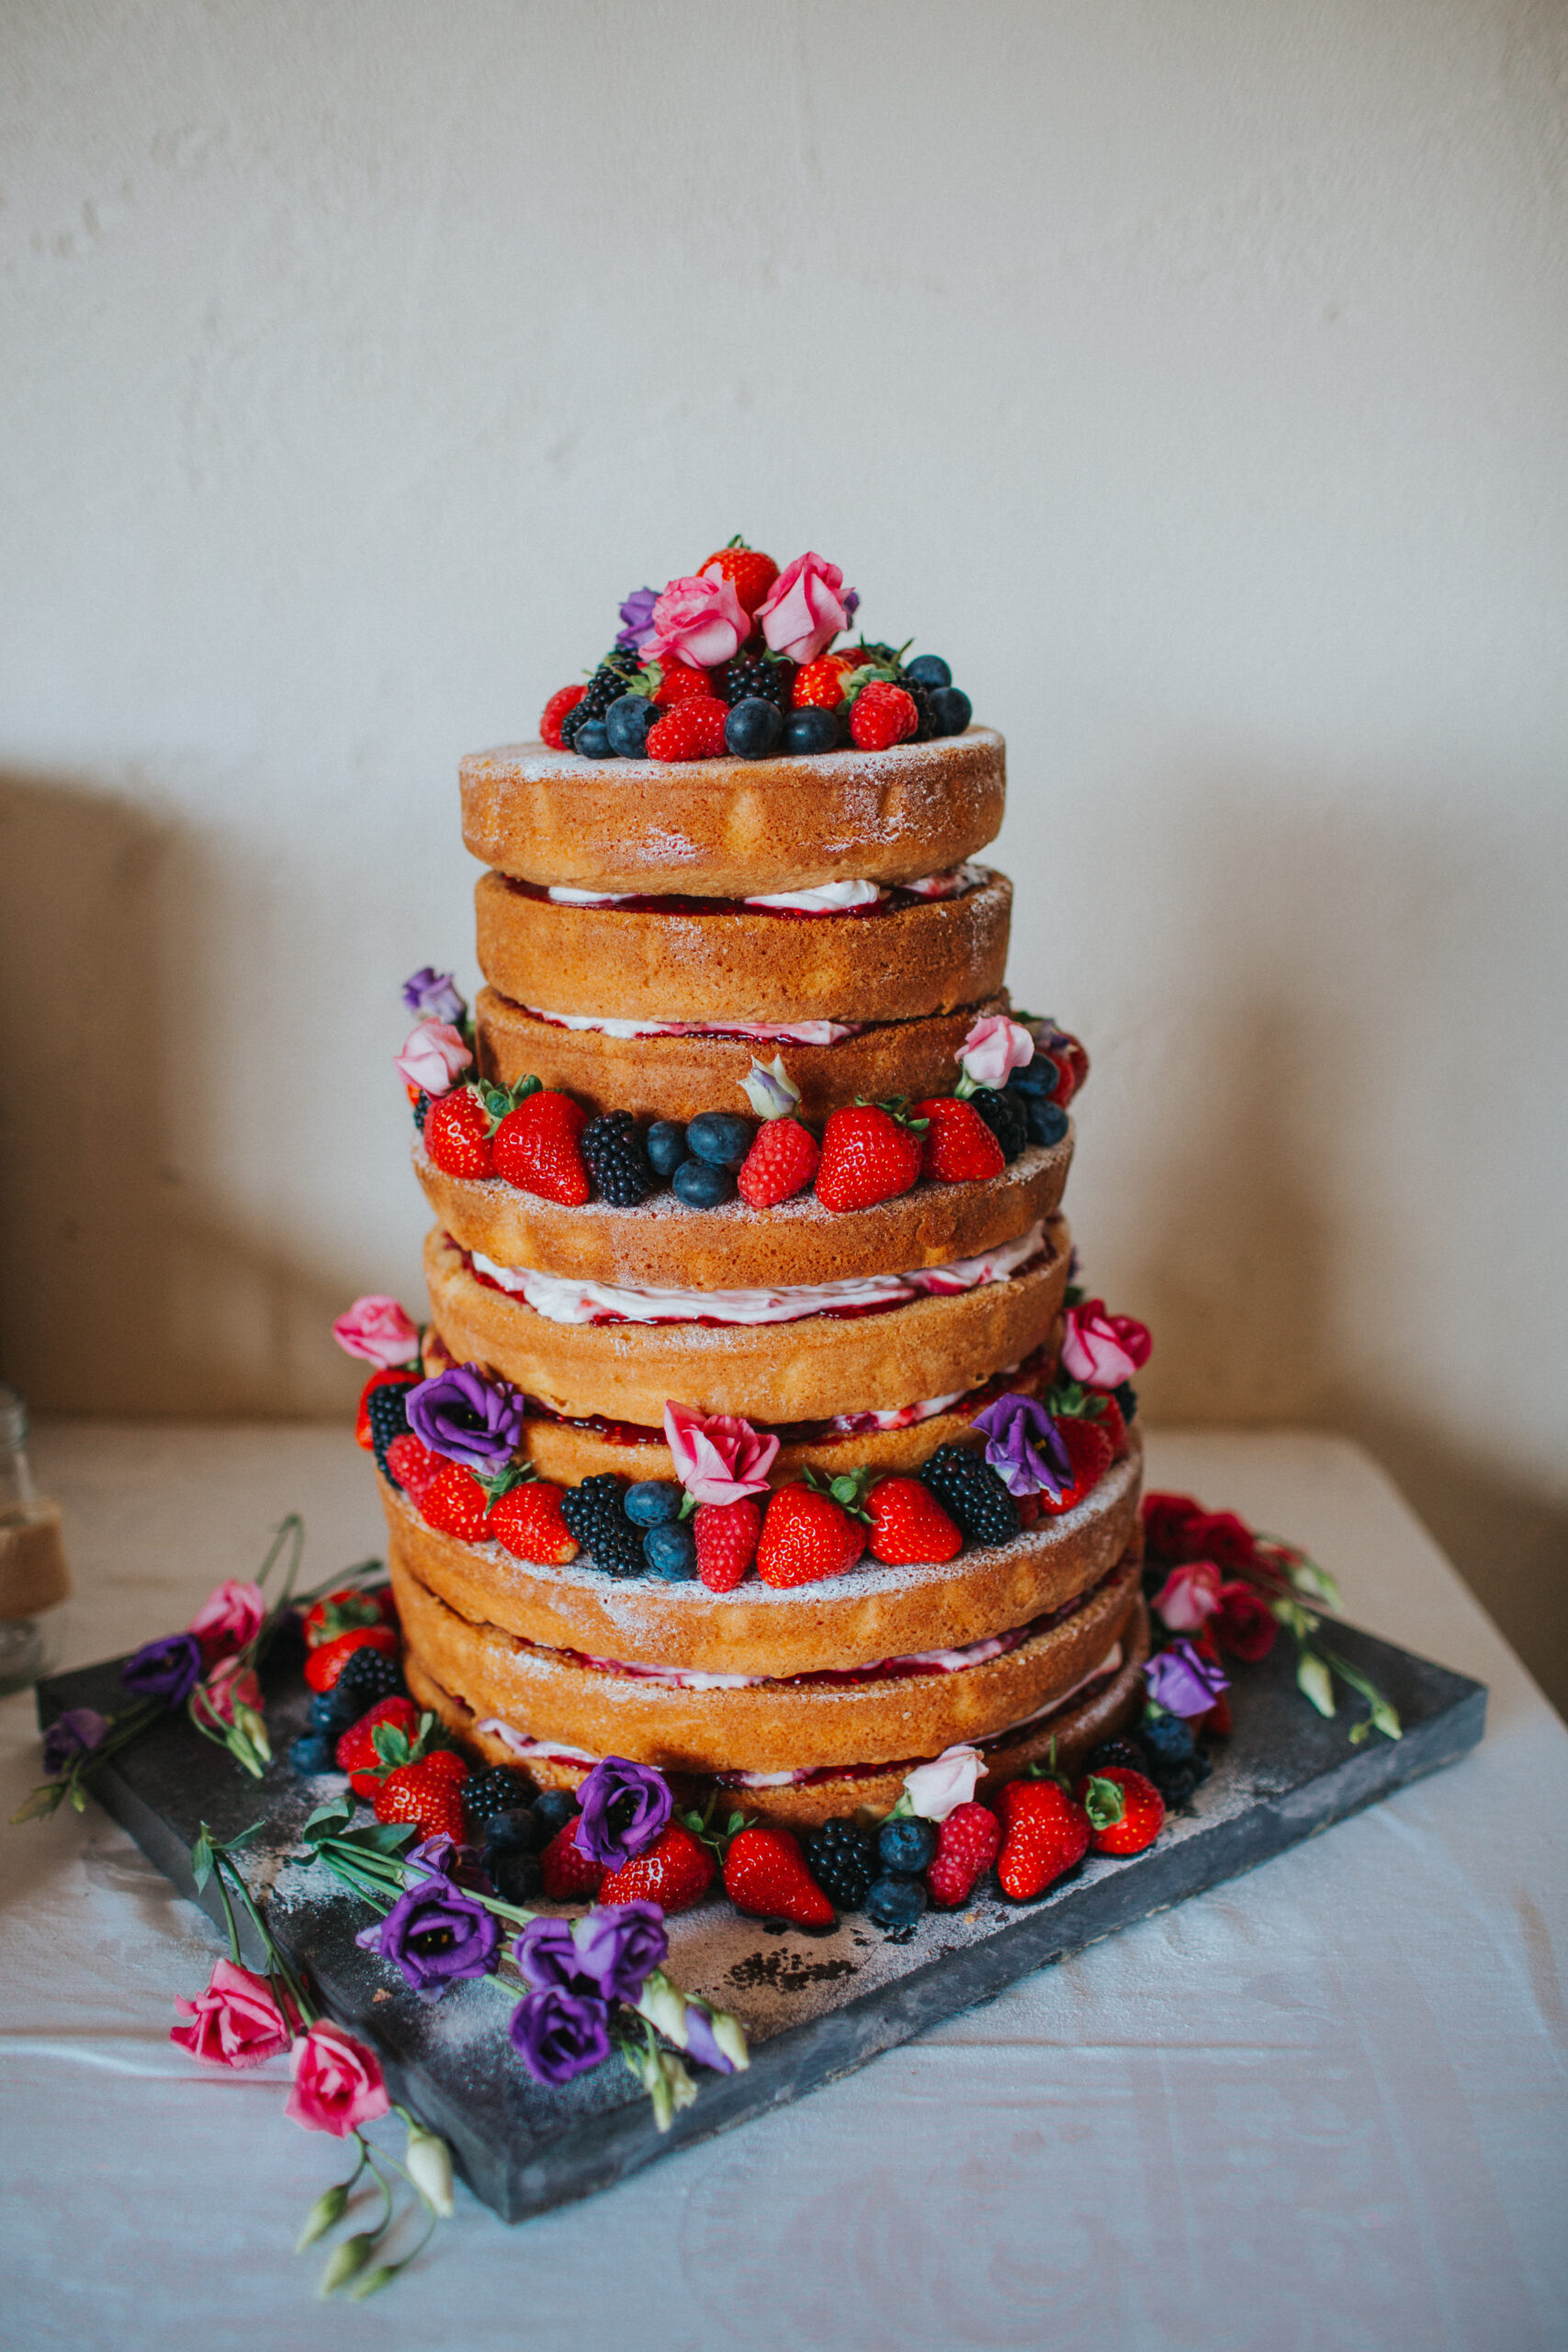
xmin=1115 ymin=1380 xmax=1139 ymax=1424
xmin=1086 ymin=1736 xmax=1152 ymax=1779
xmin=412 ymin=1091 xmax=431 ymax=1134
xmin=919 ymin=1444 xmax=1021 ymax=1547
xmin=1150 ymin=1748 xmax=1213 ymax=1810
xmin=804 ymin=1818 xmax=877 ymax=1910
xmin=581 ymin=1111 xmax=654 ymax=1205
xmin=561 ymin=651 xmax=644 ymax=751
xmin=720 ymin=653 xmax=795 ymax=712
xmin=893 ymin=670 xmax=937 ymax=741
xmin=966 ymin=1086 xmax=1029 ymax=1162
xmin=464 ymin=1764 xmax=536 ymax=1828
xmin=367 ymin=1381 xmax=412 ymax=1478
xmin=560 ymin=1474 xmax=646 ymax=1577
xmin=333 ymin=1645 xmax=406 ymax=1712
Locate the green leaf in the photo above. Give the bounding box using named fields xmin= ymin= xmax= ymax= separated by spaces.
xmin=371 ymin=1724 xmax=412 ymax=1769
xmin=1296 ymin=1650 xmax=1337 ymax=1718
xmin=190 ymin=1828 xmax=213 ymax=1892
xmin=302 ymin=1793 xmax=356 ymax=1844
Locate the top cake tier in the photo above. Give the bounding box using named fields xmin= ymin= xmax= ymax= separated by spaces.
xmin=460 ymin=729 xmax=1006 ymax=899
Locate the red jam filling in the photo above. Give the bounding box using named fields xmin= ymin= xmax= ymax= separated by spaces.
xmin=502 ymin=875 xmax=982 ymax=921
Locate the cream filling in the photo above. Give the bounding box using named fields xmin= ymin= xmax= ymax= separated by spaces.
xmin=522 ymin=1008 xmax=862 ymax=1046
xmin=543 ymin=865 xmax=980 ymax=914
xmin=469 ymin=1219 xmax=1046 ymax=1329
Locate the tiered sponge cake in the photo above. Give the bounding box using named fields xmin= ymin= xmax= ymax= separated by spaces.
xmin=382 ymin=672 xmax=1145 ymax=1827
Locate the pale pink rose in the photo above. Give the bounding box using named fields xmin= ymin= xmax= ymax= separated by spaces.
xmin=1061 ymin=1298 xmax=1154 ymax=1390
xmin=662 ymin=1401 xmax=779 ymax=1506
xmin=332 ymin=1295 xmax=423 ymax=1368
xmin=643 ymin=574 xmax=749 ymax=669
xmin=191 ymin=1657 xmax=265 ymax=1731
xmin=171 ymin=1958 xmax=292 ymax=2069
xmin=285 ymin=2021 xmax=389 ymax=2137
xmin=902 ymin=1744 xmax=985 ymax=1821
xmin=958 ymin=1014 xmax=1036 ymax=1091
xmin=187 ymin=1577 xmax=265 ymax=1664
xmin=756 ymin=553 xmax=852 ymax=664
xmin=1153 ymin=1559 xmax=1224 ymax=1633
xmin=394 ymin=1019 xmax=472 ymax=1098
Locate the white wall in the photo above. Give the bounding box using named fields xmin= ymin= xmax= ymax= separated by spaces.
xmin=3 ymin=1 xmax=1565 ymax=1701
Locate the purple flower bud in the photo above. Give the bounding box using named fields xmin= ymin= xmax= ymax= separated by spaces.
xmin=41 ymin=1706 xmax=110 ymax=1776
xmin=406 ymin=1363 xmax=524 ymax=1472
xmin=359 ymin=1871 xmax=500 ymax=1998
xmin=680 ymin=2005 xmax=738 ymax=2075
xmin=842 ymin=588 xmax=860 ymax=622
xmin=571 ymin=1902 xmax=668 ymax=2004
xmin=615 ymin=586 xmax=660 ymax=650
xmin=120 ymin=1632 xmax=203 ymax=1707
xmin=508 ymin=1984 xmax=611 ymax=2085
xmin=401 ymin=967 xmax=468 ymax=1025
xmin=1145 ymin=1639 xmax=1230 ymax=1718
xmin=405 ymin=1834 xmax=491 ymax=1894
xmin=573 ymin=1757 xmax=672 ymax=1870
xmin=972 ymin=1392 xmax=1073 ymax=1498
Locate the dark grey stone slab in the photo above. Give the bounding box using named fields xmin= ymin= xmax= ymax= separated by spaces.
xmin=36 ymin=1617 xmax=1484 ymax=2224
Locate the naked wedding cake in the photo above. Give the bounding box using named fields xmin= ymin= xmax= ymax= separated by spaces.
xmin=344 ymin=543 xmax=1155 ymax=1830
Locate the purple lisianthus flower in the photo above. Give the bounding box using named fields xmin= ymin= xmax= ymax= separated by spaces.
xmin=681 ymin=2005 xmax=738 ymax=2075
xmin=508 ymin=1984 xmax=611 ymax=2085
xmin=405 ymin=1833 xmax=491 ymax=1894
xmin=120 ymin=1631 xmax=203 ymax=1706
xmin=513 ymin=1916 xmax=593 ymax=1995
xmin=973 ymin=1392 xmax=1073 ymax=1499
xmin=1145 ymin=1640 xmax=1230 ymax=1719
xmin=41 ymin=1706 xmax=110 ymax=1776
xmin=401 ymin=967 xmax=468 ymax=1026
xmin=355 ymin=1871 xmax=500 ymax=1998
xmin=571 ymin=1902 xmax=668 ymax=2004
xmin=573 ymin=1757 xmax=672 ymax=1870
xmin=615 ymin=586 xmax=660 ymax=650
xmin=406 ymin=1363 xmax=525 ymax=1472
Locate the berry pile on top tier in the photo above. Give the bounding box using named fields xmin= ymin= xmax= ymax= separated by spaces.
xmin=539 ymin=543 xmax=975 ymax=764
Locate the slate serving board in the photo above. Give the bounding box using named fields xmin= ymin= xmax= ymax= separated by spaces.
xmin=36 ymin=1620 xmax=1484 ymax=2225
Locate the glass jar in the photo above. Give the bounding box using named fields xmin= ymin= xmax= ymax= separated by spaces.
xmin=0 ymin=1385 xmax=72 ymax=1694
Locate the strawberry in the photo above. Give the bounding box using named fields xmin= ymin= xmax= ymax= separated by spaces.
xmin=1093 ymin=1396 xmax=1130 ymax=1458
xmin=418 ymin=1458 xmax=491 ymax=1543
xmin=1035 ymin=1416 xmax=1114 ymax=1516
xmin=335 ymin=1696 xmax=422 ymax=1794
xmin=303 ymin=1584 xmax=389 ymax=1646
xmin=912 ymin=1096 xmax=1006 ymax=1184
xmin=541 ymin=684 xmax=587 ymax=750
xmin=699 ymin=537 xmax=778 ymax=616
xmin=600 ymin=1821 xmax=716 ymax=1911
xmin=994 ymin=1777 xmax=1091 ymax=1900
xmin=814 ymin=1103 xmax=925 ymax=1213
xmin=864 ymin=1476 xmax=963 ymax=1566
xmin=491 ymin=1091 xmax=590 ymax=1204
xmin=647 ymin=696 xmax=729 ymax=762
xmin=791 ymin=651 xmax=855 ymax=709
xmin=849 ymin=681 xmax=919 ymax=751
xmin=423 ymin=1086 xmax=495 ymax=1180
xmin=756 ymin=1485 xmax=866 ymax=1589
xmin=385 ymin=1431 xmax=440 ymax=1503
xmin=539 ymin=1818 xmax=605 ymax=1900
xmin=487 ymin=1479 xmax=578 ymax=1565
xmin=1077 ymin=1766 xmax=1165 ymax=1857
xmin=722 ymin=1825 xmax=836 ymax=1928
xmin=737 ymin=1116 xmax=820 ymax=1208
xmin=303 ymin=1623 xmax=400 ymax=1694
xmin=694 ymin=1495 xmax=762 ymax=1591
xmin=373 ymin=1751 xmax=469 ymax=1843
xmin=651 ymin=661 xmax=715 ymax=707
xmin=925 ymin=1801 xmax=1003 ymax=1907
xmin=355 ymin=1371 xmax=419 ymax=1451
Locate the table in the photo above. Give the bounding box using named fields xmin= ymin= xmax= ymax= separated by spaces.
xmin=4 ymin=1423 xmax=1564 ymax=2352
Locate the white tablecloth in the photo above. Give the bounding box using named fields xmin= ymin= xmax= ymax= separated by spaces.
xmin=3 ymin=1423 xmax=1564 ymax=2352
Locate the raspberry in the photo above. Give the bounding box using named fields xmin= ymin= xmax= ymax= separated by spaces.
xmin=540 ymin=684 xmax=587 ymax=750
xmin=925 ymin=1801 xmax=1002 ymax=1907
xmin=384 ymin=1431 xmax=439 ymax=1502
xmin=647 ymin=697 xmax=728 ymax=763
xmin=651 ymin=662 xmax=714 ymax=706
xmin=693 ymin=1495 xmax=761 ymax=1591
xmin=737 ymin=1117 xmax=819 ymax=1208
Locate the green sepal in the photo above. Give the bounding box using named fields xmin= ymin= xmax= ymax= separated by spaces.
xmin=852 ymin=1092 xmax=931 ymax=1138
xmin=1045 ymin=1378 xmax=1107 ymax=1422
xmin=367 ymin=1709 xmax=438 ymax=1779
xmin=1063 ymin=1283 xmax=1085 ymax=1307
xmin=620 ymin=662 xmax=660 ymax=702
xmin=800 ymin=1463 xmax=874 ymax=1522
xmin=9 ymin=1780 xmax=70 ymax=1825
xmin=1081 ymin=1774 xmax=1125 ymax=1832
xmin=474 ymin=1456 xmax=537 ymax=1509
xmin=477 ymin=1073 xmax=539 ymax=1129
xmin=677 ymin=1490 xmax=698 ymax=1521
xmin=1021 ymin=1736 xmax=1070 ymax=1792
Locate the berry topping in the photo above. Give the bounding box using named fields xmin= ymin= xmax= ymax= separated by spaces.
xmin=423 ymin=1086 xmax=495 ymax=1181
xmin=604 ymin=693 xmax=658 ymax=758
xmin=580 ymin=1110 xmax=654 ymax=1205
xmin=814 ymin=1102 xmax=926 ymax=1213
xmin=926 ymin=685 xmax=973 ymax=737
xmin=965 ymin=1085 xmax=1030 ymax=1162
xmin=848 ymin=680 xmax=919 ymax=751
xmin=647 ymin=696 xmax=728 ymax=762
xmin=650 ymin=661 xmax=714 ymax=707
xmin=372 ymin=1747 xmax=469 ymax=1843
xmin=791 ymin=651 xmax=855 ymax=708
xmin=737 ymin=1116 xmax=820 ymax=1208
xmin=699 ymin=537 xmax=780 ymax=616
xmin=864 ymin=1475 xmax=963 ymax=1566
xmin=561 ymin=651 xmax=644 ymax=752
xmin=539 ymin=1818 xmax=605 ymax=1901
xmin=924 ymin=1801 xmax=1002 ymax=1908
xmin=418 ymin=1458 xmax=492 ymax=1544
xmin=645 ymin=1120 xmax=688 ymax=1177
xmin=330 ymin=1645 xmax=407 ymax=1713
xmin=864 ymin=1873 xmax=929 ymax=1937
xmin=804 ymin=1818 xmax=877 ymax=1910
xmin=491 ymin=1090 xmax=591 ymax=1205
xmin=725 ymin=696 xmax=785 ymax=758
xmin=384 ymin=1430 xmax=439 ymax=1503
xmin=901 ymin=654 xmax=952 ymax=690
xmin=719 ymin=652 xmax=795 ymax=712
xmin=1077 ymin=1767 xmax=1166 ymax=1856
xmin=685 ymin=1111 xmax=754 ymax=1168
xmin=302 ymin=1623 xmax=400 ymax=1695
xmin=722 ymin=1825 xmax=835 ymax=1928
xmin=994 ymin=1776 xmax=1091 ymax=1901
xmin=363 ymin=1378 xmax=417 ymax=1476
xmin=487 ymin=1478 xmax=579 ymax=1566
xmin=540 ymin=684 xmax=587 ymax=750
xmin=755 ymin=1484 xmax=867 ymax=1589
xmin=464 ymin=1764 xmax=537 ymax=1830
xmin=642 ymin=1520 xmax=698 ymax=1579
xmin=693 ymin=1495 xmax=762 ymax=1591
xmin=599 ymin=1821 xmax=716 ymax=1912
xmin=783 ymin=706 xmax=843 ymax=755
xmin=1033 ymin=1416 xmax=1114 ymax=1515
xmin=912 ymin=1096 xmax=1006 ymax=1185
xmin=335 ymin=1696 xmax=423 ymax=1795
xmin=624 ymin=1479 xmax=683 ymax=1527
xmin=559 ymin=1474 xmax=646 ymax=1578
xmin=876 ymin=1815 xmax=937 ymax=1874
xmin=918 ymin=1444 xmax=1021 ymax=1547
xmin=671 ymin=1157 xmax=736 ymax=1208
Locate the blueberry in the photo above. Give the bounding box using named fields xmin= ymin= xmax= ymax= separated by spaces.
xmin=646 ymin=1119 xmax=689 ymax=1177
xmin=483 ymin=1805 xmax=538 ymax=1855
xmin=604 ymin=694 xmax=657 ymax=757
xmin=532 ymin=1788 xmax=579 ymax=1838
xmin=686 ymin=1112 xmax=753 ymax=1168
xmin=1008 ymin=1057 xmax=1059 ymax=1101
xmin=864 ymin=1873 xmax=929 ymax=1934
xmin=927 ymin=685 xmax=972 ymax=737
xmin=726 ymin=697 xmax=784 ymax=759
xmin=491 ymin=1849 xmax=543 ymax=1905
xmin=877 ymin=1815 xmax=938 ymax=1874
xmin=784 ymin=707 xmax=841 ymax=756
xmin=1023 ymin=1098 xmax=1068 ymax=1148
xmin=903 ymin=654 xmax=953 ymax=691
xmin=625 ymin=1478 xmax=683 ymax=1527
xmin=643 ymin=1521 xmax=697 ymax=1579
xmin=671 ymin=1157 xmax=736 ymax=1207
xmin=310 ymin=1688 xmax=361 ymax=1736
xmin=1139 ymin=1710 xmax=1197 ymax=1770
xmin=573 ymin=718 xmax=611 ymax=759
xmin=289 ymin=1733 xmax=340 ymax=1776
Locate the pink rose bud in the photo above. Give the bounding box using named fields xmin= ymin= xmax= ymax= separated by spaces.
xmin=285 ymin=2020 xmax=390 ymax=2137
xmin=756 ymin=552 xmax=852 ymax=665
xmin=662 ymin=1401 xmax=780 ymax=1506
xmin=171 ymin=1958 xmax=292 ymax=2070
xmin=187 ymin=1577 xmax=265 ymax=1663
xmin=332 ymin=1294 xmax=423 ymax=1368
xmin=643 ymin=573 xmax=750 ymax=669
xmin=902 ymin=1744 xmax=985 ymax=1821
xmin=1152 ymin=1559 xmax=1224 ymax=1633
xmin=191 ymin=1657 xmax=264 ymax=1731
xmin=957 ymin=1014 xmax=1036 ymax=1091
xmin=1060 ymin=1299 xmax=1154 ymax=1390
xmin=394 ymin=1019 xmax=472 ymax=1098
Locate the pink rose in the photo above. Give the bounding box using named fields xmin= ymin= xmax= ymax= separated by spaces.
xmin=756 ymin=553 xmax=852 ymax=664
xmin=1061 ymin=1298 xmax=1153 ymax=1390
xmin=191 ymin=1657 xmax=264 ymax=1731
xmin=643 ymin=574 xmax=749 ymax=669
xmin=902 ymin=1744 xmax=985 ymax=1821
xmin=285 ymin=2020 xmax=389 ymax=2137
xmin=957 ymin=1014 xmax=1036 ymax=1091
xmin=171 ymin=1958 xmax=292 ymax=2069
xmin=1152 ymin=1559 xmax=1224 ymax=1633
xmin=333 ymin=1294 xmax=423 ymax=1369
xmin=394 ymin=1020 xmax=472 ymax=1098
xmin=187 ymin=1577 xmax=265 ymax=1664
xmin=663 ymin=1401 xmax=779 ymax=1506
